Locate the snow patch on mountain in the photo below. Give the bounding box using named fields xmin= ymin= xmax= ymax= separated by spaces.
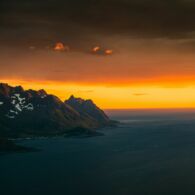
xmin=6 ymin=114 xmax=15 ymax=119
xmin=41 ymin=95 xmax=47 ymax=99
xmin=5 ymin=93 xmax=34 ymax=119
xmin=10 ymin=110 xmax=18 ymax=115
xmin=24 ymin=103 xmax=34 ymax=111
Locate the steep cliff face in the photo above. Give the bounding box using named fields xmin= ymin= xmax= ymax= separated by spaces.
xmin=65 ymin=95 xmax=110 ymax=126
xmin=0 ymin=83 xmax=113 ymax=138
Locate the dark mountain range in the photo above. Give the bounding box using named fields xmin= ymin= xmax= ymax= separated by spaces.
xmin=0 ymin=83 xmax=115 ymax=138
xmin=66 ymin=95 xmax=110 ymax=125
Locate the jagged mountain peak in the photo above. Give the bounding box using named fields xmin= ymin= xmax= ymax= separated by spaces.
xmin=0 ymin=83 xmax=9 ymax=88
xmin=0 ymin=83 xmax=24 ymax=97
xmin=38 ymin=89 xmax=47 ymax=96
xmin=0 ymin=83 xmax=113 ymax=138
xmin=67 ymin=95 xmax=95 ymax=105
xmin=0 ymin=83 xmax=12 ymax=97
xmin=68 ymin=95 xmax=85 ymax=104
xmin=65 ymin=95 xmax=109 ymax=123
xmin=14 ymin=85 xmax=24 ymax=92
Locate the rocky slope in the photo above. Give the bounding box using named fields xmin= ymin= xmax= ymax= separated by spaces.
xmin=0 ymin=83 xmax=114 ymax=138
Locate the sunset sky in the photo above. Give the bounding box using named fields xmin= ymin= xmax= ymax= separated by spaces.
xmin=1 ymin=0 xmax=195 ymax=108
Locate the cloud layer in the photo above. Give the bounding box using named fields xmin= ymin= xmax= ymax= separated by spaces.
xmin=1 ymin=0 xmax=195 ymax=86
xmin=2 ymin=0 xmax=195 ymax=45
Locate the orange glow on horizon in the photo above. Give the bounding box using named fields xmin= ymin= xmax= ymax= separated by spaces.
xmin=2 ymin=74 xmax=195 ymax=87
xmin=1 ymin=78 xmax=195 ymax=109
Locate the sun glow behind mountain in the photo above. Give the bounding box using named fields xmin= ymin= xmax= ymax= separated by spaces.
xmin=1 ymin=42 xmax=195 ymax=109
xmin=2 ymin=0 xmax=195 ymax=109
xmin=1 ymin=79 xmax=195 ymax=109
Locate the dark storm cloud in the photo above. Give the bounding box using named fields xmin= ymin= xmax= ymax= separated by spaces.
xmin=2 ymin=0 xmax=195 ymax=47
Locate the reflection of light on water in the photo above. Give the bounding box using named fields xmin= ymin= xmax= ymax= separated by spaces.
xmin=118 ymin=118 xmax=179 ymax=124
xmin=119 ymin=119 xmax=143 ymax=123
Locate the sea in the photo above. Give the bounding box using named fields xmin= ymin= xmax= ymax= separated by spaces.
xmin=1 ymin=109 xmax=195 ymax=195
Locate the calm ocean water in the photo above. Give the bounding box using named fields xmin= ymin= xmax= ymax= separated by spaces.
xmin=1 ymin=109 xmax=195 ymax=195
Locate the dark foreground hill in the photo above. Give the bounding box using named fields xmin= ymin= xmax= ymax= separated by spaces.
xmin=0 ymin=83 xmax=115 ymax=138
